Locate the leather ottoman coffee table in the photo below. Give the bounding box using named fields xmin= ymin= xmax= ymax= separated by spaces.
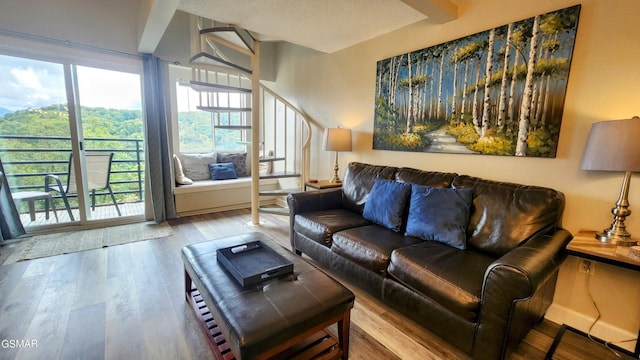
xmin=182 ymin=232 xmax=355 ymax=360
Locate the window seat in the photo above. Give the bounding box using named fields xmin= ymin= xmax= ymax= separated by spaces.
xmin=173 ymin=177 xmax=279 ymax=216
xmin=174 ymin=177 xmax=252 ymax=195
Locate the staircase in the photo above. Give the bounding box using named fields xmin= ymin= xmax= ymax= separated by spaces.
xmin=189 ymin=16 xmax=311 ymax=224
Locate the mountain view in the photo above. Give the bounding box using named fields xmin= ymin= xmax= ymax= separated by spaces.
xmin=0 ymin=105 xmax=145 ymax=205
xmin=1 ymin=105 xmax=243 ymax=192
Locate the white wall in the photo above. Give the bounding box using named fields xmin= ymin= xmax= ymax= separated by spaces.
xmin=265 ymin=0 xmax=640 ymax=347
xmin=0 ymin=0 xmax=141 ymax=55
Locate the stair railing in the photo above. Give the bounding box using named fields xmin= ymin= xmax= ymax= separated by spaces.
xmin=189 ymin=16 xmax=312 ymax=222
xmin=259 ymin=84 xmax=312 ymax=187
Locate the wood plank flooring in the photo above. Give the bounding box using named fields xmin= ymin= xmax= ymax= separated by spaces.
xmin=0 ymin=209 xmax=634 ymax=360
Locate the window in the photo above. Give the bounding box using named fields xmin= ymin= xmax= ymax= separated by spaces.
xmin=174 ymin=69 xmax=251 ymax=153
xmin=0 ymin=51 xmax=145 ymax=224
xmin=175 ymin=82 xmax=214 ymax=151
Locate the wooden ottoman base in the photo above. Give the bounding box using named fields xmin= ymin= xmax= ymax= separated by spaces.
xmin=181 ymin=233 xmax=354 ymax=360
xmin=185 ymin=279 xmax=347 ymax=360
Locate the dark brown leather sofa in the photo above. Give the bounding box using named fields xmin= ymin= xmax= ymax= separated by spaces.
xmin=287 ymin=162 xmax=572 ymax=360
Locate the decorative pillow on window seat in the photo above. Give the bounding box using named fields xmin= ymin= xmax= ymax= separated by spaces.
xmin=217 ymin=152 xmax=248 ymax=177
xmin=173 ymin=154 xmax=193 ymax=185
xmin=209 ymin=162 xmax=238 ymax=180
xmin=405 ymin=184 xmax=473 ymax=249
xmin=362 ymin=178 xmax=411 ymax=232
xmin=179 ymin=152 xmax=217 ymax=181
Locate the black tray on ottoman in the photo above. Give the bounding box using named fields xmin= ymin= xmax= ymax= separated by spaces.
xmin=216 ymin=240 xmax=294 ymax=287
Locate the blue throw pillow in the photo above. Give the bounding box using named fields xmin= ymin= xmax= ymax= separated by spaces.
xmin=405 ymin=184 xmax=473 ymax=249
xmin=209 ymin=162 xmax=237 ymax=180
xmin=362 ymin=178 xmax=411 ymax=232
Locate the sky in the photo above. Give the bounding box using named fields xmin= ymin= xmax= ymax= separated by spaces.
xmin=0 ymin=54 xmax=142 ymax=113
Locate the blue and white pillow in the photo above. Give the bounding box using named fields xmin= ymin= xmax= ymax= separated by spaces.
xmin=217 ymin=152 xmax=248 ymax=177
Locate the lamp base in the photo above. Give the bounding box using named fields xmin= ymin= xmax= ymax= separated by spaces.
xmin=594 ymin=171 xmax=637 ymax=247
xmin=329 ymin=152 xmax=341 ymax=183
xmin=594 ymin=231 xmax=637 ymax=246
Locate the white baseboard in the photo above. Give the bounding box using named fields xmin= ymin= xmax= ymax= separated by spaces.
xmin=545 ymin=304 xmax=638 ymax=352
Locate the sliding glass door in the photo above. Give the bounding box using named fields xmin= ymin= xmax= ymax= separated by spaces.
xmin=74 ymin=65 xmax=145 ymax=222
xmin=0 ymin=53 xmax=145 ymax=230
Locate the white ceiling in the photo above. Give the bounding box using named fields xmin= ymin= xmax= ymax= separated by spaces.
xmin=141 ymin=0 xmax=462 ymax=54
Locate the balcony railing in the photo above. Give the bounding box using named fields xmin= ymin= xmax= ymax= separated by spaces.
xmin=0 ymin=135 xmax=145 ymax=214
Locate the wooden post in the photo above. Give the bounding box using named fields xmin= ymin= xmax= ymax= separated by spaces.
xmin=251 ymin=40 xmax=261 ymax=226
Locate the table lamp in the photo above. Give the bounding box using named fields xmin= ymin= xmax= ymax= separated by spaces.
xmin=323 ymin=128 xmax=352 ymax=183
xmin=581 ymin=116 xmax=640 ymax=246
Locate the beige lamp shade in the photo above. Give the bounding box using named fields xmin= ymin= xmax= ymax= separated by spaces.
xmin=323 ymin=128 xmax=352 ymax=152
xmin=581 ymin=117 xmax=640 ymax=172
xmin=323 ymin=127 xmax=352 ymax=183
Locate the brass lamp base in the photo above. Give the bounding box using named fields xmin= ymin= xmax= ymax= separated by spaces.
xmin=595 ymin=171 xmax=637 ymax=247
xmin=594 ymin=231 xmax=637 ymax=246
xmin=329 ymin=152 xmax=342 ymax=183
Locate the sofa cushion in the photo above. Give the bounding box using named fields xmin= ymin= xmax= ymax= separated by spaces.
xmin=363 ymin=178 xmax=411 ymax=232
xmin=395 ymin=167 xmax=457 ymax=188
xmin=452 ymin=175 xmax=565 ymax=257
xmin=179 ymin=152 xmax=217 ymax=181
xmin=331 ymin=225 xmax=423 ymax=275
xmin=293 ymin=209 xmax=371 ymax=247
xmin=209 ymin=162 xmax=238 ymax=180
xmin=405 ymin=184 xmax=473 ymax=249
xmin=217 ymin=152 xmax=248 ymax=177
xmin=342 ymin=162 xmax=397 ymax=214
xmin=388 ymin=241 xmax=495 ymax=321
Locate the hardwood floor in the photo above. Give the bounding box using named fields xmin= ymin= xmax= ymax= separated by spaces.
xmin=0 ymin=209 xmax=634 ymax=359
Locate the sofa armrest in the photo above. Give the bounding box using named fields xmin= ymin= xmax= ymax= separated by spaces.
xmin=474 ymin=229 xmax=572 ymax=359
xmin=287 ymin=188 xmax=344 ymax=253
xmin=287 ymin=188 xmax=344 ymax=215
xmin=484 ymin=229 xmax=572 ymax=297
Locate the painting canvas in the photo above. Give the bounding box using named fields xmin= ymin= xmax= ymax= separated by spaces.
xmin=373 ymin=5 xmax=581 ymax=157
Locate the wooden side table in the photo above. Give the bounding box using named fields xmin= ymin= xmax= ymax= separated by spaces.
xmin=304 ymin=180 xmax=342 ymax=191
xmin=567 ymin=230 xmax=640 ymax=271
xmin=546 ymin=230 xmax=640 ymax=359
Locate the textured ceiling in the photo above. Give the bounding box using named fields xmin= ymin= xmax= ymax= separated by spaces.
xmin=177 ymin=0 xmax=449 ymax=53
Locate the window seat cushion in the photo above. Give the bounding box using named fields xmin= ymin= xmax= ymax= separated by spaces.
xmin=173 ymin=177 xmax=252 ymax=195
xmin=173 ymin=177 xmax=279 ymax=216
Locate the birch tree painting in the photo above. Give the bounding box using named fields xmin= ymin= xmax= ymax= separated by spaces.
xmin=373 ymin=5 xmax=580 ymax=157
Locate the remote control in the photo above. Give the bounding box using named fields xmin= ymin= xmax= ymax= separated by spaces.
xmin=230 ymin=242 xmax=261 ymax=254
